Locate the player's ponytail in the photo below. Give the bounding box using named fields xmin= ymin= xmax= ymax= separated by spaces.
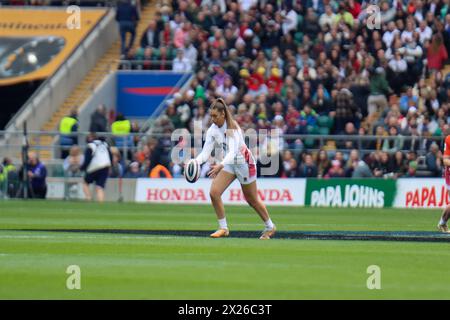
xmin=212 ymin=97 xmax=237 ymax=130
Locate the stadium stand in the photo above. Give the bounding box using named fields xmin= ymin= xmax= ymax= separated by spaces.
xmin=2 ymin=0 xmax=450 ymax=181
xmin=106 ymin=0 xmax=450 ymax=179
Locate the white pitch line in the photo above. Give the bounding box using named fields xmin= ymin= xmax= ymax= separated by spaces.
xmin=0 ymin=234 xmax=202 ymax=240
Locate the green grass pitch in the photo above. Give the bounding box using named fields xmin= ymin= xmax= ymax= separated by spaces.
xmin=0 ymin=200 xmax=449 ymax=299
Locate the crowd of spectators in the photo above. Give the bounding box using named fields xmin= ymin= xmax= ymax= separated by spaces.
xmin=116 ymin=0 xmax=450 ymax=178
xmin=12 ymin=0 xmax=450 ymax=179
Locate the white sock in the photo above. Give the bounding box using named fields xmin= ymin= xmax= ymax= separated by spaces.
xmin=218 ymin=218 xmax=228 ymax=230
xmin=440 ymin=218 xmax=446 ymax=226
xmin=264 ymin=218 xmax=274 ymax=229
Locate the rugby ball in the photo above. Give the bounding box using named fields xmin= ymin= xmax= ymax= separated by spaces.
xmin=185 ymin=159 xmax=200 ymax=183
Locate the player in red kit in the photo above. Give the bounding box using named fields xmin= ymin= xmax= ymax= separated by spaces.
xmin=438 ymin=135 xmax=450 ymax=232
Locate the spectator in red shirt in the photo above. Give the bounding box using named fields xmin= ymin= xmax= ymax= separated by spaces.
xmin=427 ymin=33 xmax=448 ymax=71
xmin=347 ymin=0 xmax=361 ymax=19
xmin=266 ymin=68 xmax=283 ymax=94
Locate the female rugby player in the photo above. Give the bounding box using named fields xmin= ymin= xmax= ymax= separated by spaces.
xmin=194 ymin=98 xmax=276 ymax=240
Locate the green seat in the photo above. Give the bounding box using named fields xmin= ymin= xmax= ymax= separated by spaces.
xmin=294 ymin=32 xmax=303 ymax=44
xmin=297 ymin=15 xmax=304 ymax=29
xmin=328 ymin=117 xmax=334 ymax=129
xmin=306 ymin=125 xmax=319 ymax=134
xmin=152 ymin=48 xmax=160 ymax=59
xmin=318 ymin=127 xmax=330 ymax=135
xmin=304 ymin=137 xmax=315 ymax=149
xmin=135 ymin=47 xmax=145 ymax=60
xmin=320 ymin=116 xmax=334 ymax=129
xmin=317 ymin=115 xmax=329 ymax=127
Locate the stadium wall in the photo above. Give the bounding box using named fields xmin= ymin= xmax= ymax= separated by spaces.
xmin=1 ymin=8 xmax=118 ymax=159
xmin=77 ymin=73 xmax=116 ymax=132
xmin=42 ymin=178 xmax=450 ymax=209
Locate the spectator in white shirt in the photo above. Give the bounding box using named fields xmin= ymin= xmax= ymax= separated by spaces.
xmin=319 ymin=5 xmax=336 ymax=30
xmin=281 ymin=3 xmax=297 ymax=35
xmin=397 ymin=39 xmax=423 ymax=64
xmin=415 ymin=20 xmax=432 ymax=44
xmin=388 ymin=51 xmax=408 ymax=73
xmin=216 ymin=76 xmax=238 ymax=100
xmin=172 ymin=49 xmax=192 ymax=72
xmin=240 ymin=0 xmax=257 ymax=11
xmin=401 ymin=20 xmax=415 ymax=43
xmin=382 ymin=21 xmax=399 ymax=48
xmin=170 ymin=13 xmax=184 ymax=32
xmin=183 ymin=39 xmax=198 ymax=65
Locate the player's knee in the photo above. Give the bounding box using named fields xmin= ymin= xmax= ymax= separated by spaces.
xmin=245 ymin=195 xmax=258 ymax=208
xmin=210 ymin=189 xmax=221 ymax=201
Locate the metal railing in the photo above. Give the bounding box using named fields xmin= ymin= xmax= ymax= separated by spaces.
xmin=0 ymin=130 xmax=445 ymax=162
xmin=117 ymin=59 xmax=174 ymax=70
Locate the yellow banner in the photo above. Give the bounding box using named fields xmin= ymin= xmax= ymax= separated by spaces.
xmin=0 ymin=8 xmax=107 ymax=85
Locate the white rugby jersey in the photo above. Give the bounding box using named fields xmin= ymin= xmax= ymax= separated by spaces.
xmin=86 ymin=140 xmax=111 ymax=173
xmin=195 ymin=121 xmax=254 ymax=166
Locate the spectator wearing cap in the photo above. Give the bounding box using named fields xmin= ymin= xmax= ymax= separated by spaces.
xmin=326 ymin=159 xmax=346 ymax=178
xmin=266 ymin=68 xmax=283 ymax=94
xmin=404 ymin=160 xmax=418 ymax=178
xmin=246 ymin=67 xmax=268 ymax=97
xmin=124 ymin=162 xmax=145 ymax=178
